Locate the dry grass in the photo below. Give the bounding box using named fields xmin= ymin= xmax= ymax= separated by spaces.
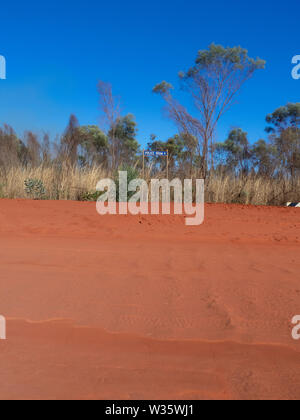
xmin=206 ymin=175 xmax=300 ymax=206
xmin=0 ymin=165 xmax=108 ymax=200
xmin=0 ymin=164 xmax=299 ymax=205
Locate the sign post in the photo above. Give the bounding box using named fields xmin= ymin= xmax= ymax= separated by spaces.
xmin=143 ymin=150 xmax=169 ymax=179
xmin=143 ymin=149 xmax=145 ymax=179
xmin=167 ymin=150 xmax=169 ymax=179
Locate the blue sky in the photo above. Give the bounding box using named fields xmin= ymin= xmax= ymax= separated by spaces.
xmin=0 ymin=0 xmax=299 ymax=147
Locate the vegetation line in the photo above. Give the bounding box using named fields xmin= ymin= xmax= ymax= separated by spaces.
xmin=0 ymin=44 xmax=299 ymax=205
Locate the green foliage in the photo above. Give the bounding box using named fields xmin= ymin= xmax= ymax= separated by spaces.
xmin=265 ymin=103 xmax=300 ymax=177
xmin=180 ymin=43 xmax=265 ymax=81
xmin=215 ymin=128 xmax=251 ymax=174
xmin=193 ymin=43 xmax=265 ymax=72
xmin=251 ymin=139 xmax=277 ymax=176
xmin=79 ymin=190 xmax=105 ymax=202
xmin=266 ymin=103 xmax=300 ymax=132
xmin=152 ymin=81 xmax=174 ymax=95
xmin=78 ymin=125 xmax=108 ymax=148
xmin=79 ymin=165 xmax=140 ymax=202
xmin=24 ymin=178 xmax=46 ymax=200
xmin=78 ymin=125 xmax=108 ymax=165
xmin=114 ymin=164 xmax=140 ymax=202
xmin=110 ymin=115 xmax=140 ymax=165
xmin=147 ymin=133 xmax=197 ymax=174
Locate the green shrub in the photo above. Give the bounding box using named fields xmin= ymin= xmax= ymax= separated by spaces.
xmin=78 ymin=165 xmax=140 ymax=202
xmin=24 ymin=178 xmax=46 ymax=200
xmin=79 ymin=190 xmax=104 ymax=201
xmin=114 ymin=165 xmax=140 ymax=201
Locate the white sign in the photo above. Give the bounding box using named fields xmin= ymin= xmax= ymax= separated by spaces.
xmin=144 ymin=151 xmax=168 ymax=157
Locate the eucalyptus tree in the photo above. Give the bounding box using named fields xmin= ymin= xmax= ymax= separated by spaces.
xmin=153 ymin=44 xmax=265 ymax=177
xmin=266 ymin=103 xmax=300 ymax=177
xmin=215 ymin=128 xmax=252 ymax=175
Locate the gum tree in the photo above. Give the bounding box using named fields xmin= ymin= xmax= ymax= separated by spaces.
xmin=266 ymin=103 xmax=300 ymax=178
xmin=77 ymin=125 xmax=108 ymax=166
xmin=215 ymin=128 xmax=252 ymax=175
xmin=98 ymin=81 xmax=140 ymax=169
xmin=153 ymin=44 xmax=265 ymax=178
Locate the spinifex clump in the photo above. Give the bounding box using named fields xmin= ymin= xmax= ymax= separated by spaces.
xmin=24 ymin=178 xmax=46 ymax=200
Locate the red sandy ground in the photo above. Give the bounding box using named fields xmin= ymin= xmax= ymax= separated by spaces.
xmin=0 ymin=199 xmax=300 ymax=400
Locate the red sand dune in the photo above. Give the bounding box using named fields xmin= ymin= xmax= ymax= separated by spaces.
xmin=0 ymin=199 xmax=299 ymax=400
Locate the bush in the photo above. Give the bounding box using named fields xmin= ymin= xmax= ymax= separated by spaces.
xmin=79 ymin=190 xmax=104 ymax=201
xmin=24 ymin=178 xmax=46 ymax=200
xmin=114 ymin=165 xmax=140 ymax=201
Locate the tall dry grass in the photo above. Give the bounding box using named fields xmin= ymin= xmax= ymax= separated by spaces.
xmin=0 ymin=165 xmax=108 ymax=200
xmin=0 ymin=164 xmax=299 ymax=205
xmin=205 ymin=175 xmax=300 ymax=206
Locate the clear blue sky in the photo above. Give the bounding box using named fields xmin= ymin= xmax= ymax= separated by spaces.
xmin=0 ymin=0 xmax=299 ymax=146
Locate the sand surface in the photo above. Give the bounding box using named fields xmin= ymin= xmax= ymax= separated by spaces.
xmin=0 ymin=199 xmax=299 ymax=400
